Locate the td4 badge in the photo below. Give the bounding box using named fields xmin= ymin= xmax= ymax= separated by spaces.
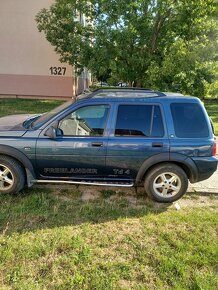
xmin=113 ymin=169 xmax=130 ymax=175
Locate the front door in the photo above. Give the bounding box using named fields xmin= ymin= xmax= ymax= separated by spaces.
xmin=36 ymin=104 xmax=110 ymax=180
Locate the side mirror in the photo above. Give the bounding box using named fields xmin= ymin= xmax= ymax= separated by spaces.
xmin=44 ymin=126 xmax=57 ymax=139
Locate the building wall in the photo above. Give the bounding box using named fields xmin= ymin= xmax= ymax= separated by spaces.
xmin=0 ymin=0 xmax=89 ymax=98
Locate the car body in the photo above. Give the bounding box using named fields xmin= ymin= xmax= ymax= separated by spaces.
xmin=117 ymin=82 xmax=128 ymax=87
xmin=0 ymin=88 xmax=217 ymax=202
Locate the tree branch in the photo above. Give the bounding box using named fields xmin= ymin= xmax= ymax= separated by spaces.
xmin=150 ymin=9 xmax=172 ymax=53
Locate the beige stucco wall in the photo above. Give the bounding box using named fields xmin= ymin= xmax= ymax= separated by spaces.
xmin=0 ymin=0 xmax=88 ymax=97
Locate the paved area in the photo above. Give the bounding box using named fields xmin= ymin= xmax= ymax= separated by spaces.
xmin=188 ymin=169 xmax=218 ymax=193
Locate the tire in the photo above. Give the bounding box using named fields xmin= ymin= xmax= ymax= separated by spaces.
xmin=0 ymin=156 xmax=25 ymax=194
xmin=144 ymin=163 xmax=188 ymax=203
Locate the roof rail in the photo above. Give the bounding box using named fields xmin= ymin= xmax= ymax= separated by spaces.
xmin=88 ymin=88 xmax=167 ymax=98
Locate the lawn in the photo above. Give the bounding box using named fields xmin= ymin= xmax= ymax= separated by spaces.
xmin=0 ymin=98 xmax=63 ymax=117
xmin=204 ymin=99 xmax=218 ymax=135
xmin=0 ymin=187 xmax=217 ymax=289
xmin=0 ymin=97 xmax=217 ymax=289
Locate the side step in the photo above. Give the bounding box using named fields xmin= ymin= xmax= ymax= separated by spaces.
xmin=35 ymin=180 xmax=134 ymax=187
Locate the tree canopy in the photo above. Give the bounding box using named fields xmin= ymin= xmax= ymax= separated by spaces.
xmin=36 ymin=0 xmax=218 ymax=96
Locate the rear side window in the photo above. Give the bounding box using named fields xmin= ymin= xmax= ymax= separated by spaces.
xmin=115 ymin=105 xmax=164 ymax=137
xmin=171 ymin=103 xmax=209 ymax=138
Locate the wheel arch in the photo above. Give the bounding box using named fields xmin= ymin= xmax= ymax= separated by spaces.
xmin=136 ymin=153 xmax=198 ymax=184
xmin=0 ymin=145 xmax=36 ymax=187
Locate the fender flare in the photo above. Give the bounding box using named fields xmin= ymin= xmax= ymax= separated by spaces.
xmin=0 ymin=145 xmax=36 ymax=186
xmin=170 ymin=153 xmax=198 ymax=183
xmin=136 ymin=152 xmax=198 ymax=184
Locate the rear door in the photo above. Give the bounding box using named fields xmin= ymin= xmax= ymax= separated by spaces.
xmin=105 ymin=103 xmax=170 ymax=181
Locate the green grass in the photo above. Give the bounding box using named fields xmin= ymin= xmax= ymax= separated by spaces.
xmin=0 ymin=188 xmax=217 ymax=290
xmin=204 ymin=100 xmax=218 ymax=135
xmin=0 ymin=97 xmax=217 ymax=289
xmin=0 ymin=98 xmax=63 ymax=117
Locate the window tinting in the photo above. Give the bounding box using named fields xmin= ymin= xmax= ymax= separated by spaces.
xmin=59 ymin=105 xmax=109 ymax=136
xmin=171 ymin=103 xmax=209 ymax=138
xmin=115 ymin=105 xmax=164 ymax=137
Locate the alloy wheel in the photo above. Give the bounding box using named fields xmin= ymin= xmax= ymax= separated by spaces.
xmin=153 ymin=172 xmax=182 ymax=198
xmin=0 ymin=164 xmax=14 ymax=191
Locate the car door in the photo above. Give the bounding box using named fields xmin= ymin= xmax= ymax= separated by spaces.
xmin=105 ymin=103 xmax=170 ymax=181
xmin=35 ymin=104 xmax=110 ymax=180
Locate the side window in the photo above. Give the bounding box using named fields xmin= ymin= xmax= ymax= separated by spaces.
xmin=59 ymin=105 xmax=109 ymax=136
xmin=115 ymin=105 xmax=164 ymax=137
xmin=171 ymin=103 xmax=209 ymax=138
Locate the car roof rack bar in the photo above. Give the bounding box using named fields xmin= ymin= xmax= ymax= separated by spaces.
xmin=85 ymin=88 xmax=166 ymax=99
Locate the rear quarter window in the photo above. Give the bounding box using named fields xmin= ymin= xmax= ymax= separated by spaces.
xmin=171 ymin=103 xmax=209 ymax=138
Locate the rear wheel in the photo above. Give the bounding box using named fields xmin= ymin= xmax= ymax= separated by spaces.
xmin=144 ymin=163 xmax=188 ymax=203
xmin=0 ymin=156 xmax=25 ymax=194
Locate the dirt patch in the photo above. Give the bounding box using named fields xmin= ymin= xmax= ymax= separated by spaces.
xmin=175 ymin=194 xmax=218 ymax=209
xmin=34 ymin=183 xmax=218 ymax=210
xmin=81 ymin=188 xmax=101 ymax=201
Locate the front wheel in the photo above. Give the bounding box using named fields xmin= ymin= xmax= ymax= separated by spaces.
xmin=144 ymin=163 xmax=188 ymax=203
xmin=0 ymin=156 xmax=25 ymax=194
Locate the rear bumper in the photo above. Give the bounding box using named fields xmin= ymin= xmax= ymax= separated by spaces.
xmin=191 ymin=156 xmax=218 ymax=183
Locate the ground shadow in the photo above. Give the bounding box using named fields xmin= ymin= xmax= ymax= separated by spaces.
xmin=0 ymin=184 xmax=171 ymax=235
xmin=1 ymin=185 xmax=217 ymax=236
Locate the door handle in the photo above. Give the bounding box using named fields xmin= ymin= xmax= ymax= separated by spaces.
xmin=91 ymin=142 xmax=103 ymax=147
xmin=152 ymin=142 xmax=163 ymax=148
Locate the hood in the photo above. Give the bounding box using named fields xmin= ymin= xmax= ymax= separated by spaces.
xmin=0 ymin=114 xmax=36 ymax=131
xmin=0 ymin=114 xmax=38 ymax=137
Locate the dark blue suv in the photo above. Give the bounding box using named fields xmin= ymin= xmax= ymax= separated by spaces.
xmin=0 ymin=89 xmax=217 ymax=202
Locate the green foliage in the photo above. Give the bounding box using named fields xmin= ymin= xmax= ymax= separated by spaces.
xmin=36 ymin=0 xmax=218 ymax=97
xmin=206 ymin=80 xmax=218 ymax=99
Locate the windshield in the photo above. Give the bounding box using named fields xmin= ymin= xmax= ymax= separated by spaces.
xmin=31 ymin=100 xmax=74 ymax=129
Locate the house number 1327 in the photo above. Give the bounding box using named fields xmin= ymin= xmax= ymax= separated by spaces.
xmin=49 ymin=67 xmax=66 ymax=76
